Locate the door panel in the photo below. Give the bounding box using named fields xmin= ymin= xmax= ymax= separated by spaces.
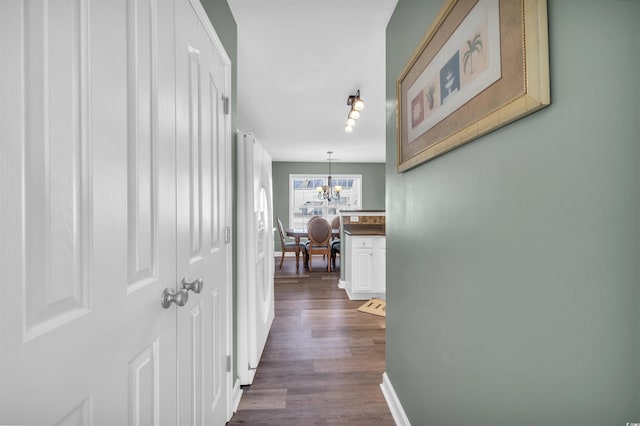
xmin=127 ymin=0 xmax=160 ymax=291
xmin=128 ymin=340 xmax=162 ymax=425
xmin=23 ymin=0 xmax=90 ymax=341
xmin=353 ymin=248 xmax=374 ymax=292
xmin=0 ymin=0 xmax=177 ymax=424
xmin=175 ymin=0 xmax=230 ymax=424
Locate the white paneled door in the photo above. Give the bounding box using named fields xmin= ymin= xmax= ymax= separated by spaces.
xmin=174 ymin=0 xmax=230 ymax=424
xmin=0 ymin=0 xmax=231 ymax=424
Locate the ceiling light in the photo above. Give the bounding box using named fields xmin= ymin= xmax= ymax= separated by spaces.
xmin=345 ymin=89 xmax=364 ymax=133
xmin=347 ymin=90 xmax=364 ymax=110
xmin=317 ymin=151 xmax=341 ymax=201
xmin=353 ymin=96 xmax=364 ymax=111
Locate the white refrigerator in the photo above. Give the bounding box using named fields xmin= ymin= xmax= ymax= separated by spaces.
xmin=236 ymin=131 xmax=275 ymax=385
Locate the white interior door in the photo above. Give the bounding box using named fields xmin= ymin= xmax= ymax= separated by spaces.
xmin=174 ymin=0 xmax=231 ymax=424
xmin=237 ymin=133 xmax=275 ymax=385
xmin=0 ymin=0 xmax=178 ymax=424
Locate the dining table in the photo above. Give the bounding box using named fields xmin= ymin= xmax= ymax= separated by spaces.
xmin=285 ymin=228 xmax=340 ymax=269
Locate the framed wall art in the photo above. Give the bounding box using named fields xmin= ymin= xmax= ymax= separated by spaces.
xmin=396 ymin=0 xmax=550 ymax=172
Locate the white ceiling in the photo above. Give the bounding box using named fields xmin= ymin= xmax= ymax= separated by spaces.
xmin=227 ymin=0 xmax=397 ymax=163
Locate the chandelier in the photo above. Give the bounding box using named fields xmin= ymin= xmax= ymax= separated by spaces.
xmin=316 ymin=151 xmax=341 ymax=201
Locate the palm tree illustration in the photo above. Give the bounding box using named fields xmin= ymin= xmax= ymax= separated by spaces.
xmin=463 ymin=34 xmax=483 ymax=74
xmin=426 ymin=84 xmax=436 ymax=110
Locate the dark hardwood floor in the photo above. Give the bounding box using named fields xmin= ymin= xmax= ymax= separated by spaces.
xmin=227 ymin=256 xmax=393 ymax=425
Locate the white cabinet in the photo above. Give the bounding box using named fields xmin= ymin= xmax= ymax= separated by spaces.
xmin=352 ymin=240 xmax=373 ymax=293
xmin=344 ymin=234 xmax=386 ymax=300
xmin=372 ymin=237 xmax=386 ymax=293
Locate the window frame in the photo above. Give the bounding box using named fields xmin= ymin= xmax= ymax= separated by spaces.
xmin=288 ymin=174 xmax=362 ymax=229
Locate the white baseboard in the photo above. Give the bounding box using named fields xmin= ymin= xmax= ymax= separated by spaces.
xmin=380 ymin=372 xmax=411 ymax=426
xmin=345 ymin=287 xmax=385 ymax=301
xmin=338 ymin=279 xmax=346 ymax=289
xmin=232 ymin=379 xmax=243 ymax=413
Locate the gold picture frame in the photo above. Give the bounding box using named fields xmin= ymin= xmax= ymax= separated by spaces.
xmin=396 ymin=0 xmax=550 ymax=172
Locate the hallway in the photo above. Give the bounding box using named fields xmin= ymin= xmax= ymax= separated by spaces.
xmin=228 ymin=258 xmax=393 ymax=425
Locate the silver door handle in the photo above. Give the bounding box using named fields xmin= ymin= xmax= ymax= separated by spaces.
xmin=181 ymin=277 xmax=203 ymax=294
xmin=161 ymin=288 xmax=189 ymax=309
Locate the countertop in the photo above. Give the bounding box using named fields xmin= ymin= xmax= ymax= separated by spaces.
xmin=343 ymin=224 xmax=386 ymax=236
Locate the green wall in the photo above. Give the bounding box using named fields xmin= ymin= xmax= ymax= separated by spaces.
xmin=199 ymin=0 xmax=238 ymax=384
xmin=385 ymin=1 xmax=640 ymax=425
xmin=272 ymin=161 xmax=386 ymax=251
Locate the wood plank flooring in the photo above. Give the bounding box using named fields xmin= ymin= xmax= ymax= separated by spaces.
xmin=227 ymin=257 xmax=393 ymax=425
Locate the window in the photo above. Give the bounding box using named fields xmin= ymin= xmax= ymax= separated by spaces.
xmin=289 ymin=174 xmax=362 ymax=229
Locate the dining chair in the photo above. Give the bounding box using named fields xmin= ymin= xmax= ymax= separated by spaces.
xmin=276 ymin=217 xmax=306 ymax=269
xmin=331 ymin=240 xmax=340 ymax=270
xmin=307 ymin=215 xmax=321 ymax=228
xmin=329 ymin=216 xmax=340 ymax=269
xmin=330 ymin=215 xmax=340 ymax=231
xmin=305 ymin=217 xmax=332 ymax=272
xmin=305 ymin=215 xmax=323 ymax=258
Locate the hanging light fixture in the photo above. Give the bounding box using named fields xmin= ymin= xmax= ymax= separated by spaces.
xmin=353 ymin=93 xmax=365 ymax=111
xmin=316 ymin=151 xmax=341 ymax=201
xmin=344 ymin=89 xmax=364 ymax=133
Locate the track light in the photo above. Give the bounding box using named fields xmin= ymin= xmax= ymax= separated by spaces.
xmin=345 ymin=89 xmax=364 ymax=133
xmin=353 ymin=97 xmax=364 ymax=111
xmin=347 ymin=90 xmax=364 ymax=109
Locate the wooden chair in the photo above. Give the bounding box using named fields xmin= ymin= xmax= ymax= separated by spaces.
xmin=305 ymin=217 xmax=332 ymax=272
xmin=307 ymin=215 xmax=321 ymax=228
xmin=330 ymin=216 xmax=340 ymax=269
xmin=330 ymin=215 xmax=340 ymax=231
xmin=306 ymin=215 xmax=323 ymax=259
xmin=331 ymin=240 xmax=340 ymax=270
xmin=276 ymin=217 xmax=306 ymax=269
